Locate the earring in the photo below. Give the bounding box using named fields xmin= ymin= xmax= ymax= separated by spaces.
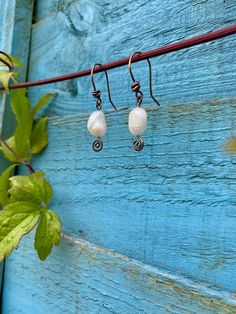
xmin=128 ymin=52 xmax=160 ymax=151
xmin=87 ymin=63 xmax=116 ymax=152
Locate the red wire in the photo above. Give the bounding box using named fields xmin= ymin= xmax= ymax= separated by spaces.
xmin=1 ymin=24 xmax=236 ymax=91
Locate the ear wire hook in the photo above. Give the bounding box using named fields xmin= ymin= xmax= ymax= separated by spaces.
xmin=128 ymin=51 xmax=160 ymax=107
xmin=0 ymin=51 xmax=14 ymax=72
xmin=91 ymin=63 xmax=117 ymax=110
xmin=147 ymin=58 xmax=160 ymax=107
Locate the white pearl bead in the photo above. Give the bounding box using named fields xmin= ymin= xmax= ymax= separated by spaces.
xmin=128 ymin=107 xmax=147 ymax=136
xmin=87 ymin=111 xmax=106 ymax=137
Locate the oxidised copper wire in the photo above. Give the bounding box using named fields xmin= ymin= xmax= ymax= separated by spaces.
xmin=92 ymin=138 xmax=103 ymax=152
xmin=128 ymin=51 xmax=161 ymax=152
xmin=91 ymin=63 xmax=116 ymax=110
xmin=0 ymin=51 xmax=14 ymax=72
xmin=1 ymin=24 xmax=236 ymax=91
xmin=90 ymin=63 xmax=117 ymax=152
xmin=128 ymin=52 xmax=143 ymax=107
xmin=128 ymin=51 xmax=160 ymax=107
xmin=131 ymin=81 xmax=141 ymax=93
xmin=92 ymin=89 xmax=102 ymax=110
xmin=133 ymin=135 xmax=144 ymax=152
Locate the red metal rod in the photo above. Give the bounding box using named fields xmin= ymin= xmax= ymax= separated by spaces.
xmin=1 ymin=24 xmax=236 ymax=91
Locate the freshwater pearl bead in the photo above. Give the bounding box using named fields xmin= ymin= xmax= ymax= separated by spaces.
xmin=128 ymin=107 xmax=147 ymax=136
xmin=87 ymin=111 xmax=106 ymax=137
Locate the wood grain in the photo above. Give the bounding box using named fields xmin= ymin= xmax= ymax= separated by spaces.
xmin=0 ymin=0 xmax=34 ymax=304
xmin=14 ymin=98 xmax=236 ymax=294
xmin=3 ymin=234 xmax=236 ymax=313
xmin=27 ymin=0 xmax=236 ymax=115
xmin=2 ymin=0 xmax=236 ymax=312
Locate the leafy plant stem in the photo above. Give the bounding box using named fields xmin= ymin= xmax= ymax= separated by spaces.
xmin=0 ymin=53 xmax=60 ymax=261
xmin=0 ymin=135 xmax=35 ymax=174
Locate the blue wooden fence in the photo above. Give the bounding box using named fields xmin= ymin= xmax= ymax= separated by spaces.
xmin=1 ymin=1 xmax=236 ymax=313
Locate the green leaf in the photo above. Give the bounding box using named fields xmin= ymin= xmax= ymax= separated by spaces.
xmin=35 ymin=210 xmax=61 ymax=260
xmin=31 ymin=117 xmax=48 ymax=154
xmin=0 ymin=89 xmax=33 ymax=161
xmin=0 ymin=90 xmax=55 ymax=163
xmin=0 ymin=90 xmax=53 ymax=162
xmin=0 ymin=136 xmax=19 ymax=162
xmin=0 ymin=201 xmax=40 ymax=262
xmin=31 ymin=93 xmax=57 ymax=118
xmin=0 ymin=165 xmax=17 ymax=206
xmin=9 ymin=172 xmax=53 ymax=207
xmin=11 ymin=89 xmax=33 ymax=159
xmin=0 ymin=71 xmax=14 ymax=93
xmin=0 ymin=172 xmax=58 ymax=262
xmin=10 ymin=56 xmax=24 ymax=68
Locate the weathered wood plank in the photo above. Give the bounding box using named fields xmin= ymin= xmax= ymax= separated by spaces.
xmin=2 ymin=233 xmax=236 ymax=314
xmin=3 ymin=0 xmax=236 ymax=311
xmin=0 ymin=0 xmax=34 ymax=303
xmin=13 ymin=98 xmax=236 ymax=294
xmin=0 ymin=0 xmax=34 ymax=145
xmin=0 ymin=0 xmax=34 ymax=81
xmin=27 ymin=0 xmax=236 ymax=115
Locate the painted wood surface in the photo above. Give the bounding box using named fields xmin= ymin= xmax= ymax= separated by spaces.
xmin=3 ymin=234 xmax=236 ymax=313
xmin=4 ymin=98 xmax=236 ymax=312
xmin=27 ymin=0 xmax=236 ymax=115
xmin=0 ymin=0 xmax=34 ymax=302
xmin=2 ymin=0 xmax=236 ymax=313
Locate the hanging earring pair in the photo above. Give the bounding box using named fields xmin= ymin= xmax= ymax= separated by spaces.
xmin=87 ymin=64 xmax=116 ymax=152
xmin=128 ymin=52 xmax=160 ymax=151
xmin=87 ymin=55 xmax=159 ymax=152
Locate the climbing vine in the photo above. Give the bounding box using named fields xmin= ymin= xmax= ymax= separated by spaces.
xmin=0 ymin=53 xmax=61 ymax=261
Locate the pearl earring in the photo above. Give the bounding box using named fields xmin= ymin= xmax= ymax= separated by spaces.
xmin=87 ymin=63 xmax=116 ymax=152
xmin=128 ymin=52 xmax=160 ymax=151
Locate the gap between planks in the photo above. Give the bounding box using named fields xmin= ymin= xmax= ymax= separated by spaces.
xmin=61 ymin=232 xmax=236 ymax=309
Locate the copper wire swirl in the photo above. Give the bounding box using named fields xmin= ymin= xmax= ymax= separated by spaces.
xmin=93 ymin=138 xmax=103 ymax=152
xmin=131 ymin=81 xmax=141 ymax=93
xmin=92 ymin=89 xmax=102 ymax=110
xmin=92 ymin=90 xmax=101 ymax=98
xmin=136 ymin=90 xmax=143 ymax=107
xmin=133 ymin=136 xmax=144 ymax=151
xmin=96 ymin=99 xmax=102 ymax=110
xmin=131 ymin=81 xmax=143 ymax=106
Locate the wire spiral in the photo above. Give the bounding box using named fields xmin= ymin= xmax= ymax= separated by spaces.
xmin=131 ymin=81 xmax=141 ymax=93
xmin=133 ymin=136 xmax=144 ymax=151
xmin=131 ymin=81 xmax=143 ymax=107
xmin=92 ymin=90 xmax=102 ymax=110
xmin=96 ymin=99 xmax=102 ymax=110
xmin=93 ymin=138 xmax=103 ymax=152
xmin=92 ymin=90 xmax=101 ymax=98
xmin=136 ymin=91 xmax=143 ymax=107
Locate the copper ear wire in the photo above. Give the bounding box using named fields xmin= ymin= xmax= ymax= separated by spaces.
xmin=91 ymin=63 xmax=116 ymax=110
xmin=88 ymin=64 xmax=116 ymax=153
xmin=128 ymin=52 xmax=160 ymax=107
xmin=0 ymin=51 xmax=14 ymax=72
xmin=128 ymin=51 xmax=160 ymax=152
